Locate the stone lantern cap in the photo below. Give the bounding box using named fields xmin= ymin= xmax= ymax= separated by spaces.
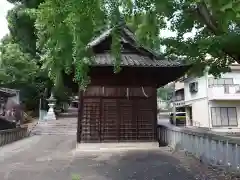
xmin=47 ymin=93 xmax=56 ymax=103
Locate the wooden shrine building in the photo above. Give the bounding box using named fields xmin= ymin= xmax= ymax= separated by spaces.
xmin=76 ymin=24 xmax=191 ymax=143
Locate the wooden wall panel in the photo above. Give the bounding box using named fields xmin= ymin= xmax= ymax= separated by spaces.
xmin=80 ymin=86 xmax=157 ymax=142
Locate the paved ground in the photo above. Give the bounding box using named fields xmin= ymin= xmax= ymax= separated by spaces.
xmin=0 ymin=134 xmax=231 ymax=180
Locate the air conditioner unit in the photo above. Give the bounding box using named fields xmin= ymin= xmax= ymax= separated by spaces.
xmin=189 ymin=82 xmax=198 ymax=93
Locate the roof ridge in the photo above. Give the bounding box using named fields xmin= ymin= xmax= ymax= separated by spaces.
xmin=92 ymin=53 xmax=191 ymax=67
xmin=87 ymin=23 xmax=160 ymax=59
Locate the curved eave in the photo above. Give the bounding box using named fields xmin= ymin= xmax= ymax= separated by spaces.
xmin=62 ymin=63 xmax=192 ymax=92
xmin=90 ymin=64 xmax=191 ymax=68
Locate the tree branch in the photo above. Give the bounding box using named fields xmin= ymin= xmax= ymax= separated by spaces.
xmin=196 ymin=0 xmax=221 ymax=35
xmin=196 ymin=0 xmax=240 ymax=63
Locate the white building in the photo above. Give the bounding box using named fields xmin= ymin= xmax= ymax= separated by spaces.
xmin=175 ymin=64 xmax=240 ymax=132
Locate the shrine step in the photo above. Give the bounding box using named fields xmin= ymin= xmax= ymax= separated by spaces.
xmin=32 ymin=131 xmax=77 ymax=135
xmin=31 ymin=117 xmax=77 ymax=136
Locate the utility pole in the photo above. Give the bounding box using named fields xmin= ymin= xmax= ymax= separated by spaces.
xmin=172 ymin=81 xmax=176 ymax=125
xmin=39 ymin=98 xmax=41 ymax=121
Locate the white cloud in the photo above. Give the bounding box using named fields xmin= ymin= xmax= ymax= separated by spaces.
xmin=0 ymin=0 xmax=14 ymax=39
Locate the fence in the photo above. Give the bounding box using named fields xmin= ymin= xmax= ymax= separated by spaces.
xmin=158 ymin=123 xmax=240 ymax=171
xmin=0 ymin=127 xmax=28 ymax=146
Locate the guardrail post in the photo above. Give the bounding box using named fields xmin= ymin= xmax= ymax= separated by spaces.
xmin=194 ymin=135 xmax=197 ymax=157
xmin=184 ymin=133 xmax=187 ymax=151
xmin=226 ymin=141 xmax=229 ymax=166
xmin=219 ymin=140 xmax=223 ymax=165
xmin=235 ymin=144 xmax=239 ymax=169
xmin=205 ymin=137 xmax=209 ymax=160
xmin=191 ymin=135 xmax=194 ymax=153
xmin=200 ymin=136 xmax=204 ymax=158
xmin=212 ymin=140 xmax=217 ymax=165
xmin=180 ymin=132 xmax=183 ymax=147
xmin=164 ymin=128 xmax=166 ymax=144
xmin=209 ymin=138 xmax=213 ymax=163
xmin=173 ymin=130 xmax=176 ymax=147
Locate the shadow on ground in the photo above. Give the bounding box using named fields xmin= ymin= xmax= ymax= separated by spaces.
xmin=0 ymin=135 xmax=219 ymax=180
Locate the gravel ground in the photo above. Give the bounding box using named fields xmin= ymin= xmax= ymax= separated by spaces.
xmin=0 ymin=135 xmax=238 ymax=180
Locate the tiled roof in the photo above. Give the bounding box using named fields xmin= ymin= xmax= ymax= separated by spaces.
xmin=87 ymin=24 xmax=191 ymax=68
xmin=92 ymin=54 xmax=186 ymax=67
xmin=87 ymin=28 xmax=113 ymax=48
xmin=87 ymin=24 xmax=160 ymax=59
xmin=0 ymin=88 xmax=16 ymax=97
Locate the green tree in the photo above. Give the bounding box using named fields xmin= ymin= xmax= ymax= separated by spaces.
xmin=0 ymin=36 xmax=37 ymax=84
xmin=159 ymin=0 xmax=240 ymax=76
xmin=6 ymin=0 xmax=240 ymax=91
xmin=34 ymin=0 xmax=240 ymax=87
xmin=0 ymin=35 xmax=50 ymax=111
xmin=3 ymin=0 xmax=62 ymax=111
xmin=157 ymin=87 xmax=172 ymax=100
xmin=7 ymin=0 xmax=44 ymax=57
xmin=35 ymin=0 xmax=166 ymax=87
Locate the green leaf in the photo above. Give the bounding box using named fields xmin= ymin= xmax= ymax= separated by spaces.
xmin=5 ymin=0 xmax=240 ymax=87
xmin=220 ymin=2 xmax=232 ymax=12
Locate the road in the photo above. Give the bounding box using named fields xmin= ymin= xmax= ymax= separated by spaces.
xmin=158 ymin=113 xmax=170 ymax=125
xmin=0 ymin=134 xmax=228 ymax=180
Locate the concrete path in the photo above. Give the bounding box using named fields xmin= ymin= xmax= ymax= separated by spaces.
xmin=0 ymin=135 xmax=228 ymax=180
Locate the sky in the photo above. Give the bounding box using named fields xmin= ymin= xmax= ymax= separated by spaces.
xmin=0 ymin=0 xmax=14 ymax=39
xmin=0 ymin=0 xmax=193 ymax=41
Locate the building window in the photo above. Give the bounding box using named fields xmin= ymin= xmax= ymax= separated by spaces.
xmin=211 ymin=107 xmax=238 ymax=127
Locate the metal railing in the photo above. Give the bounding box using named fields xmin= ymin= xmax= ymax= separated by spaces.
xmin=158 ymin=124 xmax=240 ymax=172
xmin=190 ymin=120 xmax=201 ymax=127
xmin=209 ymin=84 xmax=240 ymax=94
xmin=0 ymin=127 xmax=28 ymax=146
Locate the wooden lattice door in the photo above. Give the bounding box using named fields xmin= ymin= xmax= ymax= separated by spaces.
xmin=81 ymin=96 xmax=156 ymax=142
xmin=81 ymin=99 xmax=101 ymax=142
xmin=119 ymin=100 xmax=137 ymax=141
xmin=136 ymin=99 xmax=155 ymax=141
xmin=101 ymin=99 xmax=118 ymax=142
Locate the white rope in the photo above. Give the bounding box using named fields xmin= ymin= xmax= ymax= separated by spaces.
xmin=126 ymin=88 xmax=129 ymax=99
xmin=102 ymin=86 xmax=105 ymax=94
xmin=142 ymin=87 xmax=149 ymax=98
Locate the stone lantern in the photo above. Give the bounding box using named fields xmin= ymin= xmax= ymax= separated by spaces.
xmin=44 ymin=92 xmax=57 ymax=121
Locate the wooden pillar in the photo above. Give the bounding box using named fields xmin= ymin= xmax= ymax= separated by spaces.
xmin=117 ymin=99 xmax=120 ymax=142
xmin=132 ymin=96 xmax=137 ymax=140
xmin=99 ymin=97 xmax=103 ymax=142
xmin=77 ymin=89 xmax=84 ymax=143
xmin=153 ymin=87 xmax=158 ymax=141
